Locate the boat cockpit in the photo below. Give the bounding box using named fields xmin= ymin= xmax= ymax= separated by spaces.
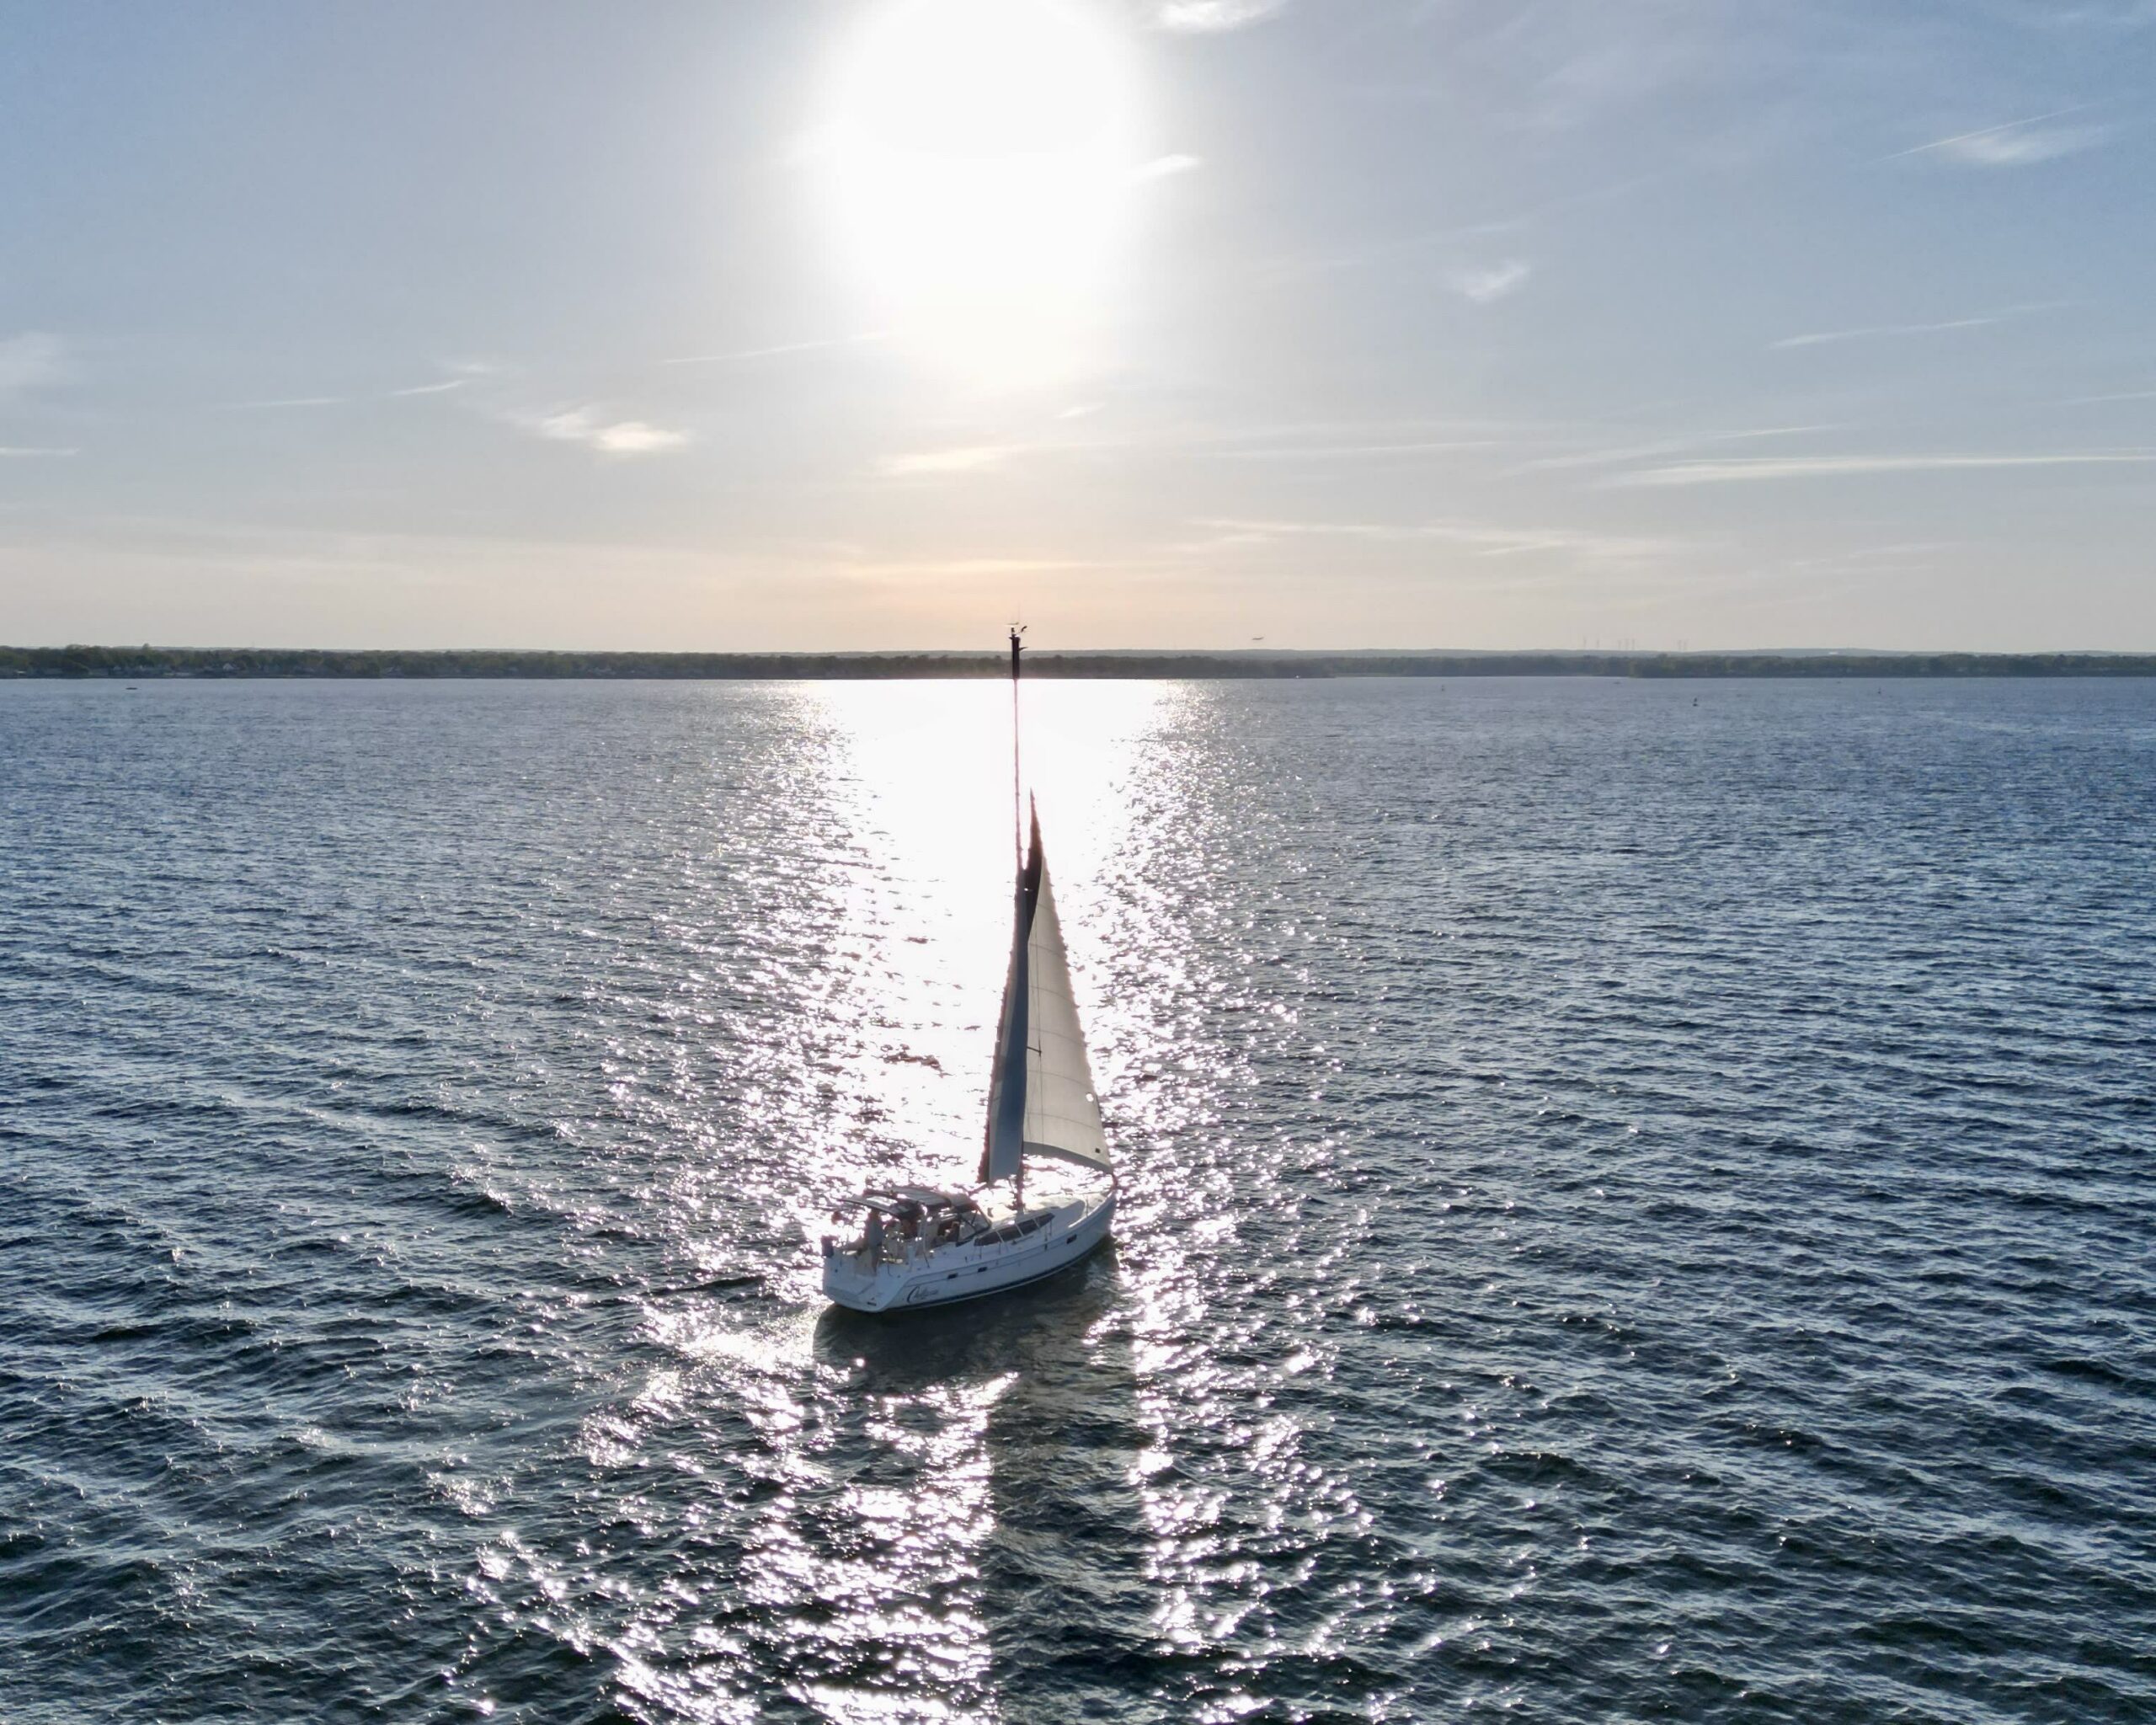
xmin=825 ymin=1186 xmax=975 ymax=1266
xmin=820 ymin=1185 xmax=1054 ymax=1269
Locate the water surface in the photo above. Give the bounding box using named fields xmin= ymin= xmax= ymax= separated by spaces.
xmin=2 ymin=676 xmax=2151 ymax=1722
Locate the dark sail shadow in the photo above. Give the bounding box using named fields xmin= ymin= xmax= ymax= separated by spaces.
xmin=811 ymin=1244 xmax=1156 ymax=1722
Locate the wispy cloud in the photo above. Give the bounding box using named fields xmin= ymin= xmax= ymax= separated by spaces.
xmin=1612 ymin=451 xmax=2156 ymax=487
xmin=1525 ymin=28 xmax=1723 ymax=134
xmin=1193 ymin=514 xmax=1682 ymax=566
xmin=221 ymin=376 xmax=472 ymax=409
xmin=1449 ymin=259 xmax=1533 ymax=304
xmin=1893 ymin=108 xmax=2108 ymax=167
xmin=531 ymin=409 xmax=689 ymax=457
xmin=221 ymin=395 xmax=351 ymax=410
xmin=1929 ymin=126 xmax=2105 ymax=166
xmin=1509 ymin=425 xmax=1841 ymax=477
xmin=664 ymin=333 xmax=883 ymax=366
xmin=878 ymin=445 xmax=1022 ymax=478
xmin=1134 ymin=153 xmax=1204 ymax=182
xmin=1983 ymin=2 xmax=2156 ymax=29
xmin=1158 ymin=1 xmax=1289 ymax=32
xmin=1199 ymin=436 xmax=1501 ymax=462
xmin=1769 ymin=317 xmax=1999 ymax=351
xmin=839 ymin=554 xmax=1115 ymax=583
xmin=0 ymin=332 xmax=69 ymax=397
xmin=1143 ymin=414 xmax=1552 ymax=465
xmin=1781 ymin=541 xmax=1952 ymax=575
xmin=0 ymin=444 xmax=77 ymax=457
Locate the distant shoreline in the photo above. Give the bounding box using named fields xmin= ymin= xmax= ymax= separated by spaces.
xmin=6 ymin=646 xmax=2156 ymax=680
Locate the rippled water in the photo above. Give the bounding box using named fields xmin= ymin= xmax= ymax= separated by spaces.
xmin=3 ymin=676 xmax=2152 ymax=1723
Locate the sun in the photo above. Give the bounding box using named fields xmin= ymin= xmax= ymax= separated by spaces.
xmin=823 ymin=0 xmax=1139 ymax=383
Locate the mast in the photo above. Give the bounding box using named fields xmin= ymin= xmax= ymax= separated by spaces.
xmin=1009 ymin=624 xmax=1025 ymax=878
xmin=979 ymin=630 xmax=1109 ymax=1208
xmin=1009 ymin=624 xmax=1026 ymax=1209
xmin=982 ymin=625 xmax=1034 ymax=1204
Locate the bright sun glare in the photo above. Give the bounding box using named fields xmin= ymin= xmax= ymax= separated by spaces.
xmin=825 ymin=0 xmax=1139 ymax=382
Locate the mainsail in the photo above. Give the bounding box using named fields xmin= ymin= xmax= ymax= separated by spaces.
xmin=979 ymin=806 xmax=1109 ymax=1185
xmin=980 ymin=841 xmax=1033 ymax=1185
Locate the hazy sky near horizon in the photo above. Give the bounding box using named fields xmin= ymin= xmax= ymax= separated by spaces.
xmin=3 ymin=0 xmax=2153 ymax=651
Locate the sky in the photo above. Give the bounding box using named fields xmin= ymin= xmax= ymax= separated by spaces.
xmin=2 ymin=0 xmax=2153 ymax=651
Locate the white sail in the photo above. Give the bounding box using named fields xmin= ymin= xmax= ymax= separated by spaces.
xmin=1020 ymin=849 xmax=1109 ymax=1171
xmin=978 ymin=807 xmax=1110 ymax=1184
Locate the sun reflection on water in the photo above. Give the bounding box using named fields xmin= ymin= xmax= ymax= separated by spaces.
xmin=426 ymin=676 xmax=1388 ymax=1723
xmin=799 ymin=678 xmax=1169 ymax=1207
xmin=440 ymin=676 xmax=1385 ymax=1722
xmin=584 ymin=680 xmax=1177 ymax=1722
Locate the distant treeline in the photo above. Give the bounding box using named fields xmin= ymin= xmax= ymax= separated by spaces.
xmin=6 ymin=645 xmax=2155 ymax=681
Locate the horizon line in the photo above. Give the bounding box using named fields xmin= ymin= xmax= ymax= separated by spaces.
xmin=9 ymin=644 xmax=2156 ymax=672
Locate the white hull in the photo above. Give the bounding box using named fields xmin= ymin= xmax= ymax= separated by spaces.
xmin=823 ymin=1188 xmax=1114 ymax=1314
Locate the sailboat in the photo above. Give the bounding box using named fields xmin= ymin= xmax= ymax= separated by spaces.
xmin=821 ymin=631 xmax=1116 ymax=1313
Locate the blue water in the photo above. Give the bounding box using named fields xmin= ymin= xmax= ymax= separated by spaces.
xmin=2 ymin=676 xmax=2151 ymax=1723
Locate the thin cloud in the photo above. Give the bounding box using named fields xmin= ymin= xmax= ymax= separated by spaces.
xmin=1893 ymin=108 xmax=2108 ymax=166
xmin=1158 ymin=1 xmax=1289 ymax=32
xmin=1612 ymin=451 xmax=2156 ymax=487
xmin=1931 ymin=126 xmax=2106 ymax=166
xmin=840 ymin=554 xmax=1116 ymax=583
xmin=1134 ymin=153 xmax=1203 ymax=182
xmin=531 ymin=409 xmax=689 ymax=456
xmin=878 ymin=445 xmax=1022 ymax=478
xmin=1509 ymin=425 xmax=1843 ymax=477
xmin=1153 ymin=414 xmax=1556 ymax=462
xmin=0 ymin=444 xmax=78 ymax=457
xmin=1450 ymin=259 xmax=1532 ymax=304
xmin=0 ymin=332 xmax=67 ymax=397
xmin=1273 ymin=212 xmax=1535 ymax=280
xmin=220 ymin=395 xmax=350 ymax=410
xmin=665 ymin=333 xmax=883 ymax=366
xmin=1782 ymin=542 xmax=1952 ymax=575
xmin=1983 ymin=2 xmax=2156 ymax=28
xmin=222 ymin=377 xmax=471 ymax=409
xmin=1770 ymin=317 xmax=1998 ymax=351
xmin=1200 ymin=437 xmax=1501 ymax=462
xmin=1194 ymin=514 xmax=1682 ymax=565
